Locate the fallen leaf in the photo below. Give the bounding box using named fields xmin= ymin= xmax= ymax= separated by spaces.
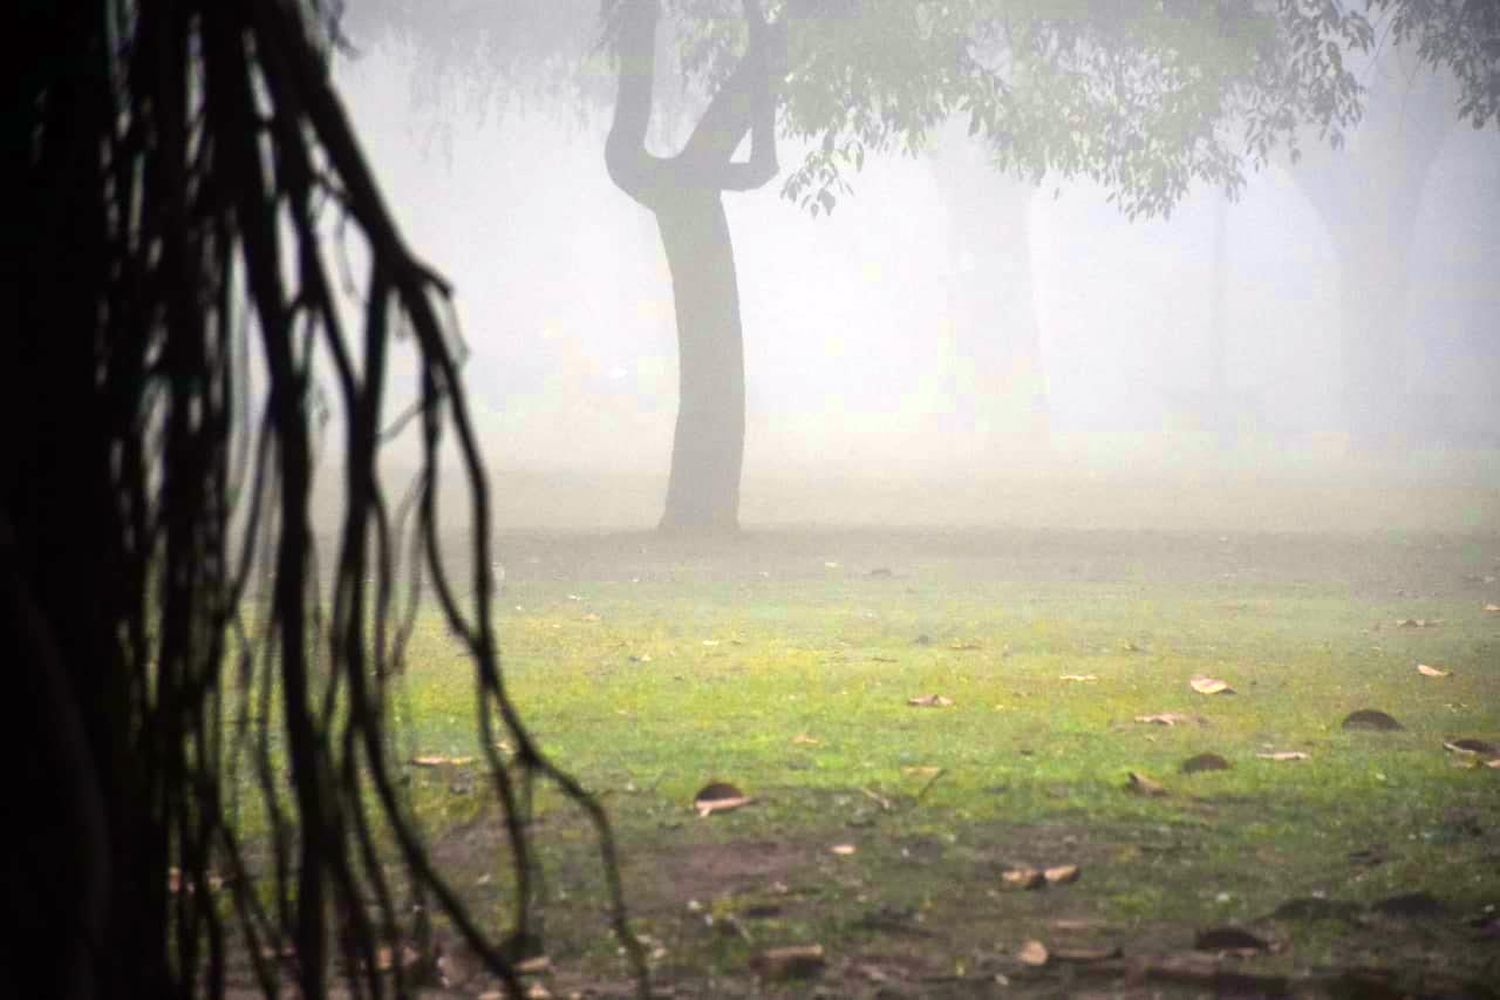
xmin=1189 ymin=675 xmax=1234 ymax=695
xmin=1416 ymin=663 xmax=1451 ymax=678
xmin=1194 ymin=926 xmax=1270 ymax=954
xmin=1256 ymin=751 xmax=1310 ymax=762
xmin=750 ymin=944 xmax=826 ymax=981
xmin=791 ymin=733 xmax=821 ymax=746
xmin=694 ymin=782 xmax=752 ymax=817
xmin=907 ymin=694 xmax=954 ymax=708
xmin=1125 ymin=771 xmax=1168 ymax=797
xmin=1181 ymin=752 xmax=1232 ymax=774
xmin=1443 ymin=738 xmax=1499 ymax=759
xmin=1043 ymin=864 xmax=1081 ymax=885
xmin=1048 ymin=917 xmax=1102 ymax=931
xmin=514 ymin=955 xmax=552 ymax=975
xmin=830 ymin=844 xmax=857 ymax=856
xmin=1373 ymin=891 xmax=1446 ymax=919
xmin=1135 ymin=712 xmax=1201 ymax=726
xmin=1052 ymin=945 xmax=1121 ymax=963
xmin=1059 ymin=674 xmax=1099 ymax=682
xmin=409 ymin=755 xmax=476 ymax=767
xmin=1001 ymin=867 xmax=1046 ymax=890
xmin=1341 ymin=709 xmax=1403 ymax=731
xmin=1016 ymin=940 xmax=1050 ymax=967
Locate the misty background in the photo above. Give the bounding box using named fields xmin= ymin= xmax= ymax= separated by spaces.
xmin=318 ymin=24 xmax=1500 ymax=533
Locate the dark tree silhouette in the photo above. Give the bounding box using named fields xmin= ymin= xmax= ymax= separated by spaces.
xmin=2 ymin=2 xmax=642 ymax=997
xmin=605 ymin=0 xmax=783 ymax=531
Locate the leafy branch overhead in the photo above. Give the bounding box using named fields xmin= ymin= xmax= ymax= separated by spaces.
xmin=674 ymin=0 xmax=1377 ymax=219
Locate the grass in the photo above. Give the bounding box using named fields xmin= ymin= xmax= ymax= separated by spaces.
xmin=377 ymin=527 xmax=1500 ymax=997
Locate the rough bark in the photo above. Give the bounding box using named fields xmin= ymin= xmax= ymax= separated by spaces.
xmin=605 ymin=0 xmax=780 ymax=531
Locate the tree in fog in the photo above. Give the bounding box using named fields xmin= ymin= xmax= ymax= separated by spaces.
xmin=3 ymin=2 xmax=638 ymax=997
xmin=1288 ymin=50 xmax=1496 ymax=449
xmin=609 ymin=0 xmax=1372 ymax=529
xmin=341 ymin=0 xmax=1497 ymax=528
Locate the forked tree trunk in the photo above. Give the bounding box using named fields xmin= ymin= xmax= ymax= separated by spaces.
xmin=605 ymin=0 xmax=779 ymax=532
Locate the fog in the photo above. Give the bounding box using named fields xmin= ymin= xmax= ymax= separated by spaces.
xmin=321 ymin=29 xmax=1500 ymax=533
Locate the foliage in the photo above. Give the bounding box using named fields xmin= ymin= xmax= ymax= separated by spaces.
xmin=667 ymin=0 xmax=1372 ymax=218
xmin=1370 ymin=0 xmax=1500 ymax=128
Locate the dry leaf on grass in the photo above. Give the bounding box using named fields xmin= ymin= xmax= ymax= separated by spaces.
xmin=1194 ymin=926 xmax=1271 ymax=955
xmin=1043 ymin=864 xmax=1081 ymax=885
xmin=409 ymin=755 xmax=475 ymax=767
xmin=1125 ymin=771 xmax=1168 ymax=796
xmin=513 ymin=955 xmax=552 ymax=975
xmin=1052 ymin=945 xmax=1121 ymax=963
xmin=1341 ymin=708 xmax=1403 ymax=731
xmin=694 ymin=782 xmax=752 ymax=817
xmin=830 ymin=844 xmax=857 ymax=856
xmin=1135 ymin=712 xmax=1202 ymax=726
xmin=1016 ymin=940 xmax=1050 ymax=967
xmin=750 ymin=944 xmax=826 ymax=981
xmin=1001 ymin=867 xmax=1046 ymax=890
xmin=1181 ymin=753 xmax=1232 ymax=774
xmin=1416 ymin=663 xmax=1451 ymax=678
xmin=791 ymin=733 xmax=821 ymax=746
xmin=1189 ymin=675 xmax=1234 ymax=695
xmin=1256 ymin=750 xmax=1310 ymax=762
xmin=907 ymin=693 xmax=954 ymax=708
xmin=1443 ymin=738 xmax=1499 ymax=759
xmin=1059 ymin=674 xmax=1099 ymax=682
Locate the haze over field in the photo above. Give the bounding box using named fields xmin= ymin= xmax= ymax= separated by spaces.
xmin=314 ymin=26 xmax=1500 ymax=536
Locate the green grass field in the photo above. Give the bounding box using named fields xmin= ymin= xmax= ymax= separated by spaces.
xmin=382 ymin=525 xmax=1500 ymax=998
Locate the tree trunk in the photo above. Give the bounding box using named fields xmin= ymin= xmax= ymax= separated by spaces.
xmin=656 ymin=194 xmax=746 ymax=528
xmin=1208 ymin=192 xmax=1234 ymax=450
xmin=929 ymin=122 xmax=1049 ymax=452
xmin=605 ymin=0 xmax=780 ymax=532
xmin=1290 ymin=55 xmax=1450 ymax=451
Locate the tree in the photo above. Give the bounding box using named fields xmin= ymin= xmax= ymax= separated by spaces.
xmin=604 ymin=0 xmax=1372 ymax=530
xmin=1287 ymin=41 xmax=1490 ymax=449
xmin=928 ymin=121 xmax=1049 ymax=450
xmin=3 ymin=1 xmax=640 ymax=997
xmin=605 ymin=0 xmax=783 ymax=529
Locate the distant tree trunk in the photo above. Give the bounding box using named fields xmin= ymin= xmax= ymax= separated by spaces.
xmin=929 ymin=123 xmax=1049 ymax=452
xmin=1291 ymin=58 xmax=1450 ymax=451
xmin=605 ymin=0 xmax=780 ymax=531
xmin=1208 ymin=192 xmax=1234 ymax=450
